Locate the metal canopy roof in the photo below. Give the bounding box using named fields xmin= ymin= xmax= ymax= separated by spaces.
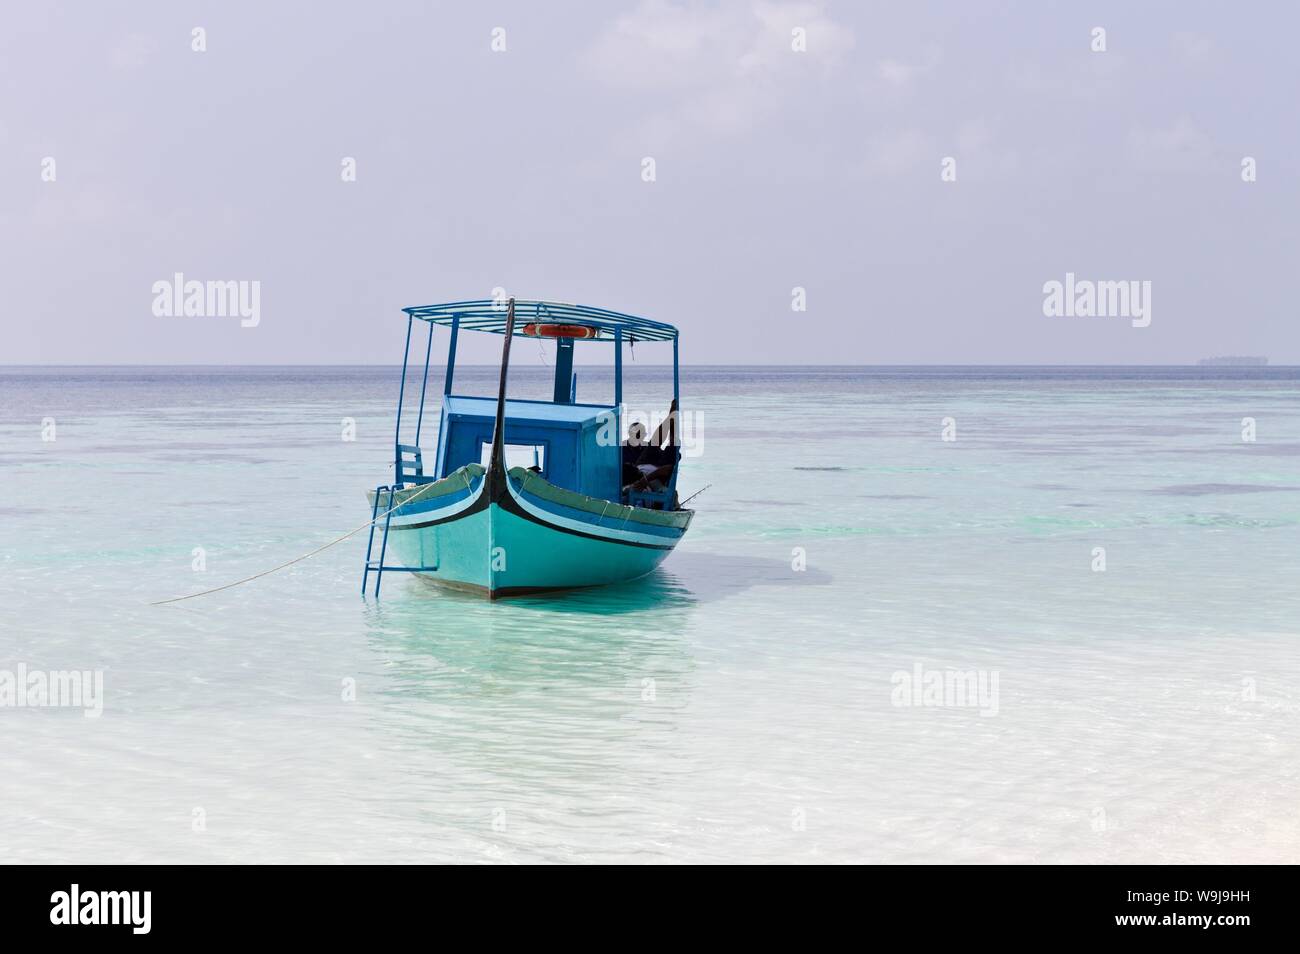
xmin=402 ymin=299 xmax=678 ymax=343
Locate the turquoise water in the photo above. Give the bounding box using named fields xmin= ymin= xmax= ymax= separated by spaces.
xmin=2 ymin=366 xmax=1298 ymax=863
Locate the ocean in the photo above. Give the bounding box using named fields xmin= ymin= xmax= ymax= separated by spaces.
xmin=1 ymin=365 xmax=1297 ymax=863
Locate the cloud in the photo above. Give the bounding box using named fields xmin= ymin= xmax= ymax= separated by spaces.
xmin=1127 ymin=118 xmax=1217 ymax=172
xmin=109 ymin=33 xmax=154 ymax=71
xmin=954 ymin=119 xmax=1020 ymax=180
xmin=862 ymin=128 xmax=935 ymax=176
xmin=1173 ymin=32 xmax=1213 ymax=63
xmin=859 ymin=119 xmax=1019 ymax=181
xmin=876 ymin=45 xmax=941 ymax=88
xmin=584 ymin=0 xmax=854 ymax=144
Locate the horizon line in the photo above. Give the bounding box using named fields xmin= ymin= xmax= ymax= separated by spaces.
xmin=2 ymin=362 xmax=1296 ymax=369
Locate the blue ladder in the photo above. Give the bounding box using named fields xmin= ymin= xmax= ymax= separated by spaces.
xmin=361 ymin=484 xmax=397 ymax=597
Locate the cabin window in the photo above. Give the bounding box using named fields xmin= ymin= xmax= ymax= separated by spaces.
xmin=480 ymin=441 xmax=546 ymax=471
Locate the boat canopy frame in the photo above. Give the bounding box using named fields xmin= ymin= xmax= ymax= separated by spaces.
xmin=389 ymin=298 xmax=682 ymax=503
xmin=403 ymin=299 xmax=678 ymax=343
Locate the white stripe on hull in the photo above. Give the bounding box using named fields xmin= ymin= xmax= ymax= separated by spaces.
xmin=504 ymin=479 xmax=683 ymax=547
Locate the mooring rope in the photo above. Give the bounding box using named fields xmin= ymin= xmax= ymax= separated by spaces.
xmin=149 ymin=480 xmax=447 ymax=606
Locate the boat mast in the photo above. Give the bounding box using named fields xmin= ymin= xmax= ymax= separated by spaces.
xmin=668 ymin=334 xmax=681 ymax=500
xmin=486 ymin=297 xmax=516 ymax=499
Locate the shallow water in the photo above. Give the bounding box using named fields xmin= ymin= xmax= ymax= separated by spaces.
xmin=1 ymin=365 xmax=1298 ymax=863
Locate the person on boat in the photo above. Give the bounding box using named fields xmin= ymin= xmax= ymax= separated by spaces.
xmin=623 ymin=405 xmax=677 ymax=497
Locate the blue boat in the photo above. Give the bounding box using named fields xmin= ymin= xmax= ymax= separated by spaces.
xmin=362 ymin=298 xmax=694 ymax=599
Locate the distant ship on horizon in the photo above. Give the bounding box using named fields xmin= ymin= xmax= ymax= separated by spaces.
xmin=1197 ymin=356 xmax=1268 ymax=367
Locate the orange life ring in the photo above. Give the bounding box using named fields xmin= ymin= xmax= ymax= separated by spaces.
xmin=522 ymin=322 xmax=600 ymax=339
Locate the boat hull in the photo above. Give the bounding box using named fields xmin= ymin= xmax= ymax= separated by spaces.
xmin=367 ymin=465 xmax=691 ymax=599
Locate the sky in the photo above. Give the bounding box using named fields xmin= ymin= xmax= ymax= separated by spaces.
xmin=2 ymin=1 xmax=1297 ymax=365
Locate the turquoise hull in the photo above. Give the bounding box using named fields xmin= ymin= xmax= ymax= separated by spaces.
xmin=367 ymin=466 xmax=690 ymax=599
